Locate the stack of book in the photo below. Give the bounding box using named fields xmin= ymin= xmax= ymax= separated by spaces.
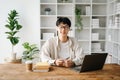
xmin=92 ymin=19 xmax=99 ymax=28
xmin=114 ymin=16 xmax=120 ymax=28
xmin=85 ymin=6 xmax=91 ymax=15
xmin=116 ymin=3 xmax=120 ymax=14
xmin=92 ymin=42 xmax=102 ymax=52
xmin=33 ymin=62 xmax=50 ymax=72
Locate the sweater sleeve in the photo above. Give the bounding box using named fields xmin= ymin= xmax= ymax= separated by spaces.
xmin=40 ymin=39 xmax=55 ymax=65
xmin=72 ymin=40 xmax=86 ymax=66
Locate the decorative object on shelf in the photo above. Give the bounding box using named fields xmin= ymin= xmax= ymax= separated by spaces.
xmin=42 ymin=33 xmax=54 ymax=40
xmin=85 ymin=6 xmax=91 ymax=15
xmin=22 ymin=42 xmax=40 ymax=62
xmin=5 ymin=10 xmax=22 ymax=63
xmin=44 ymin=8 xmax=51 ymax=15
xmin=92 ymin=42 xmax=102 ymax=52
xmin=92 ymin=18 xmax=99 ymax=28
xmin=91 ymin=33 xmax=99 ymax=40
xmin=75 ymin=7 xmax=83 ymax=32
xmin=61 ymin=0 xmax=69 ymax=3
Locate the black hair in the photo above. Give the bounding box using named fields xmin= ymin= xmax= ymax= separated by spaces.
xmin=56 ymin=17 xmax=71 ymax=27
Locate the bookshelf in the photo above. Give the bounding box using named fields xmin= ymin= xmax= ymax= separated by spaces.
xmin=40 ymin=0 xmax=120 ymax=64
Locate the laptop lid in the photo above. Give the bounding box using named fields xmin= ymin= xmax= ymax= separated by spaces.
xmin=80 ymin=53 xmax=108 ymax=72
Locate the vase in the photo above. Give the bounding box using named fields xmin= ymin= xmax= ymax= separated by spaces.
xmin=45 ymin=11 xmax=50 ymax=15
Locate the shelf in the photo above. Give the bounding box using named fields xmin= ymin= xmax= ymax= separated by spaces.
xmin=57 ymin=3 xmax=73 ymax=5
xmin=78 ymin=40 xmax=90 ymax=42
xmin=92 ymin=3 xmax=107 ymax=5
xmin=75 ymin=0 xmax=91 ymax=3
xmin=40 ymin=0 xmax=120 ymax=64
xmin=92 ymin=0 xmax=107 ymax=3
xmin=40 ymin=0 xmax=57 ymax=3
xmin=40 ymin=27 xmax=56 ymax=29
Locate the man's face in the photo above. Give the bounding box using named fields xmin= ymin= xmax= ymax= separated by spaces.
xmin=57 ymin=22 xmax=70 ymax=37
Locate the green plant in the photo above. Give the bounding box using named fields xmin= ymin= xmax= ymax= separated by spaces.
xmin=75 ymin=7 xmax=83 ymax=32
xmin=44 ymin=8 xmax=51 ymax=12
xmin=5 ymin=10 xmax=22 ymax=54
xmin=22 ymin=42 xmax=40 ymax=61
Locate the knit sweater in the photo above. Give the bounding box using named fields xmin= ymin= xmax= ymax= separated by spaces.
xmin=40 ymin=36 xmax=86 ymax=66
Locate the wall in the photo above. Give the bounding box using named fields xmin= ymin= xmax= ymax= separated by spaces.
xmin=0 ymin=0 xmax=40 ymax=63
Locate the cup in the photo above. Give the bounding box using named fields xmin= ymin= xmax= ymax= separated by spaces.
xmin=25 ymin=60 xmax=33 ymax=72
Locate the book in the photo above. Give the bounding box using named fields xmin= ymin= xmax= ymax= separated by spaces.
xmin=33 ymin=62 xmax=50 ymax=72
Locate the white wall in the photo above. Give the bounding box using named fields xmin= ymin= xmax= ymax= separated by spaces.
xmin=0 ymin=0 xmax=40 ymax=63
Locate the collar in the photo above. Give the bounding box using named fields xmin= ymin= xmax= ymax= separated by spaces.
xmin=56 ymin=36 xmax=73 ymax=49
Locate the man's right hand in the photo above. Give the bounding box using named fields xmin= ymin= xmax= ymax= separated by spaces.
xmin=55 ymin=59 xmax=64 ymax=67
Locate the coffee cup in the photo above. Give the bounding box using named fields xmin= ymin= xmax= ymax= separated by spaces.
xmin=25 ymin=60 xmax=33 ymax=72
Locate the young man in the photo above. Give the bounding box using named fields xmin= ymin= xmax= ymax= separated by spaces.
xmin=40 ymin=17 xmax=85 ymax=67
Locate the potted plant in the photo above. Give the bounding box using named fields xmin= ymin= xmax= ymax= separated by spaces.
xmin=5 ymin=10 xmax=22 ymax=62
xmin=22 ymin=42 xmax=40 ymax=63
xmin=44 ymin=8 xmax=51 ymax=15
xmin=75 ymin=7 xmax=83 ymax=32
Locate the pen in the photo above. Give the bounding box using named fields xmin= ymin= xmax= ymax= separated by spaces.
xmin=65 ymin=57 xmax=70 ymax=60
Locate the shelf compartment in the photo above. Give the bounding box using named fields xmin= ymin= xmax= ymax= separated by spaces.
xmin=75 ymin=29 xmax=90 ymax=40
xmin=91 ymin=41 xmax=105 ymax=52
xmin=57 ymin=5 xmax=73 ymax=15
xmin=41 ymin=17 xmax=57 ymax=27
xmin=106 ymin=29 xmax=119 ymax=42
xmin=41 ymin=4 xmax=56 ymax=15
xmin=41 ymin=29 xmax=57 ymax=40
xmin=75 ymin=16 xmax=90 ymax=28
xmin=75 ymin=4 xmax=91 ymax=15
xmin=92 ymin=29 xmax=106 ymax=40
xmin=92 ymin=5 xmax=107 ymax=15
xmin=92 ymin=16 xmax=107 ymax=27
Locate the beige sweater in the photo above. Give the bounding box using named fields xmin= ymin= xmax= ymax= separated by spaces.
xmin=40 ymin=37 xmax=86 ymax=66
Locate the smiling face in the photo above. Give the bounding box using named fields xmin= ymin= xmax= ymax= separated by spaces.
xmin=57 ymin=22 xmax=70 ymax=37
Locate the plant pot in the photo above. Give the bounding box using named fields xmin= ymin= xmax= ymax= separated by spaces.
xmin=45 ymin=11 xmax=50 ymax=15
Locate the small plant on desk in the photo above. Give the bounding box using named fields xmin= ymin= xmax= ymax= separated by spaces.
xmin=22 ymin=42 xmax=40 ymax=63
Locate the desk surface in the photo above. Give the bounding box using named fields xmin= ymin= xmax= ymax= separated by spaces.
xmin=0 ymin=64 xmax=120 ymax=80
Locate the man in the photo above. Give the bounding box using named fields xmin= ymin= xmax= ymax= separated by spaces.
xmin=40 ymin=17 xmax=85 ymax=67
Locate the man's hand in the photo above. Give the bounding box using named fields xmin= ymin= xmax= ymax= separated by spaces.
xmin=63 ymin=59 xmax=75 ymax=68
xmin=55 ymin=59 xmax=64 ymax=67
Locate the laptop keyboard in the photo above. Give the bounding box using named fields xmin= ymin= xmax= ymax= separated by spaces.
xmin=71 ymin=66 xmax=82 ymax=72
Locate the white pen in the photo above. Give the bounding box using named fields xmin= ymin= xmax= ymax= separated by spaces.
xmin=65 ymin=57 xmax=70 ymax=60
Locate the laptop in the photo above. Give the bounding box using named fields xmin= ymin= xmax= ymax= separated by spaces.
xmin=71 ymin=53 xmax=108 ymax=73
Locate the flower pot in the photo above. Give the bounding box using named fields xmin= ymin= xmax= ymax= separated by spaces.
xmin=45 ymin=11 xmax=50 ymax=15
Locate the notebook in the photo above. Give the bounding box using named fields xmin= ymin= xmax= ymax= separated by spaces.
xmin=71 ymin=53 xmax=108 ymax=73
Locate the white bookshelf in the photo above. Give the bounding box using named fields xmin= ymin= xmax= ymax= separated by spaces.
xmin=40 ymin=0 xmax=120 ymax=64
xmin=106 ymin=0 xmax=120 ymax=65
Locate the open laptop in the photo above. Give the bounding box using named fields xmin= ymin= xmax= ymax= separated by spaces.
xmin=71 ymin=53 xmax=108 ymax=73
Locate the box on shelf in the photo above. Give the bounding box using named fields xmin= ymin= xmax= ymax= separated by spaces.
xmin=42 ymin=33 xmax=54 ymax=40
xmin=92 ymin=19 xmax=99 ymax=28
xmin=86 ymin=6 xmax=91 ymax=15
xmin=91 ymin=33 xmax=99 ymax=40
xmin=92 ymin=42 xmax=102 ymax=52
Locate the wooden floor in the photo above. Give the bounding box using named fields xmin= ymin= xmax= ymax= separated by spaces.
xmin=0 ymin=64 xmax=120 ymax=80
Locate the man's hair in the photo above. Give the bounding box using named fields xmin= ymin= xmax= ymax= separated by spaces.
xmin=56 ymin=17 xmax=71 ymax=27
